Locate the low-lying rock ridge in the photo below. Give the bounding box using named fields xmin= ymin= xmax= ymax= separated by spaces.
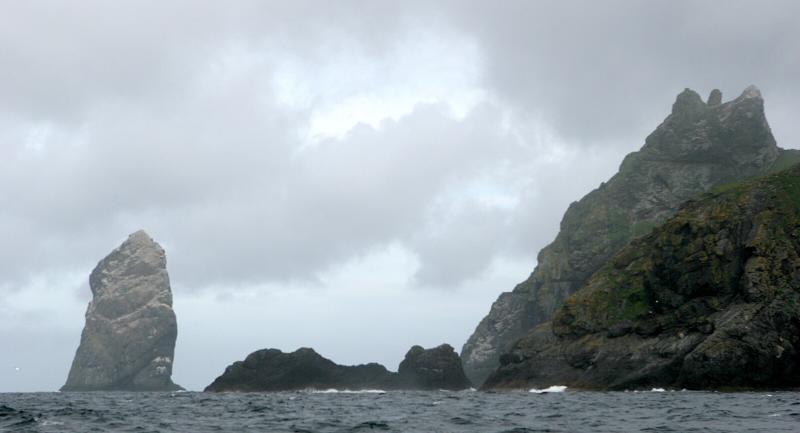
xmin=205 ymin=344 xmax=471 ymax=392
xmin=61 ymin=230 xmax=182 ymax=391
xmin=484 ymin=164 xmax=800 ymax=390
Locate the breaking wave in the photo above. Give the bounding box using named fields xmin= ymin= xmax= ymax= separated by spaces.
xmin=528 ymin=385 xmax=567 ymax=394
xmin=310 ymin=388 xmax=386 ymax=394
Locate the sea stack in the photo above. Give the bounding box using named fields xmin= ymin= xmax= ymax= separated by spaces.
xmin=61 ymin=230 xmax=181 ymax=391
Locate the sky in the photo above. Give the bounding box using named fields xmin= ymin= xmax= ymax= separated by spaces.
xmin=2 ymin=0 xmax=799 ymax=392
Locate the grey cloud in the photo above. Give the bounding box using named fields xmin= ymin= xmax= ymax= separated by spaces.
xmin=411 ymin=203 xmax=511 ymax=287
xmin=440 ymin=0 xmax=800 ymax=146
xmin=159 ymin=103 xmax=517 ymax=286
xmin=4 ymin=0 xmax=799 ymax=294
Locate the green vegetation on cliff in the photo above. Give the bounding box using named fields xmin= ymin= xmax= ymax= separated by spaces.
xmin=462 ymin=85 xmax=787 ymax=386
xmin=485 ymin=163 xmax=800 ymax=390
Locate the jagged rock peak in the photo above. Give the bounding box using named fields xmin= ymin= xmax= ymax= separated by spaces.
xmin=707 ymin=89 xmax=722 ymax=106
xmin=61 ymin=230 xmax=181 ymax=391
xmin=671 ymin=88 xmax=705 ymax=115
xmin=460 ymin=84 xmax=784 ymax=387
xmin=739 ymin=84 xmax=762 ymax=100
xmin=127 ymin=229 xmax=154 ymax=244
xmin=673 ymin=85 xmax=762 ymax=114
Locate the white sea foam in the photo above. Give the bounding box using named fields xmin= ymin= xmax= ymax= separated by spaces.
xmin=650 ymin=388 xmax=666 ymax=392
xmin=529 ymin=385 xmax=567 ymax=394
xmin=310 ymin=389 xmax=386 ymax=394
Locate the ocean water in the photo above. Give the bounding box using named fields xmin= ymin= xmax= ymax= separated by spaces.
xmin=1 ymin=389 xmax=798 ymax=432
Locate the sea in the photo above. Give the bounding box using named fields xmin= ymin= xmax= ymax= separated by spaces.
xmin=1 ymin=388 xmax=798 ymax=433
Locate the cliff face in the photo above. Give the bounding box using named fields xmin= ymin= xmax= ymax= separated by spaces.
xmin=484 ymin=164 xmax=800 ymax=390
xmin=61 ymin=230 xmax=181 ymax=391
xmin=205 ymin=344 xmax=472 ymax=392
xmin=461 ymin=86 xmax=792 ymax=385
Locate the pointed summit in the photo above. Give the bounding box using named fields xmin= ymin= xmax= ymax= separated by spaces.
xmin=461 ymin=84 xmax=784 ymax=386
xmin=739 ymin=84 xmax=762 ymax=100
xmin=62 ymin=231 xmax=181 ymax=391
xmin=707 ymin=89 xmax=722 ymax=106
xmin=127 ymin=229 xmax=152 ymax=242
xmin=671 ymin=88 xmax=705 ymax=115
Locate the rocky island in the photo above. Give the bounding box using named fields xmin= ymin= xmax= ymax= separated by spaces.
xmin=61 ymin=230 xmax=182 ymax=391
xmin=205 ymin=344 xmax=471 ymax=392
xmin=462 ymin=85 xmax=800 ymax=386
xmin=485 ymin=163 xmax=800 ymax=390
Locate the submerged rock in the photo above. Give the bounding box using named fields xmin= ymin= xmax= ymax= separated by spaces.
xmin=205 ymin=344 xmax=472 ymax=392
xmin=461 ymin=85 xmax=798 ymax=386
xmin=484 ymin=164 xmax=800 ymax=390
xmin=61 ymin=230 xmax=181 ymax=391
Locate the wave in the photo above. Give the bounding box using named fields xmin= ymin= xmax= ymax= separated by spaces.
xmin=310 ymin=389 xmax=387 ymax=394
xmin=0 ymin=405 xmax=37 ymax=428
xmin=529 ymin=385 xmax=567 ymax=394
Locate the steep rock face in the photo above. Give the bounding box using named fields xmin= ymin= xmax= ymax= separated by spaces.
xmin=205 ymin=345 xmax=472 ymax=392
xmin=397 ymin=344 xmax=472 ymax=390
xmin=462 ymin=86 xmax=789 ymax=385
xmin=61 ymin=230 xmax=181 ymax=391
xmin=484 ymin=165 xmax=800 ymax=390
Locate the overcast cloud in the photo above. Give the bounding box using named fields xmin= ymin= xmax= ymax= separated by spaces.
xmin=2 ymin=1 xmax=799 ymax=391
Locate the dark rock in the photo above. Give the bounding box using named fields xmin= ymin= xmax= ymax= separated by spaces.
xmin=707 ymin=89 xmax=722 ymax=106
xmin=205 ymin=344 xmax=472 ymax=392
xmin=397 ymin=344 xmax=471 ymax=390
xmin=671 ymin=88 xmax=706 ymax=116
xmin=694 ymin=321 xmax=715 ymax=335
xmin=204 ymin=348 xmax=394 ymax=392
xmin=483 ymin=164 xmax=800 ymax=390
xmin=606 ymin=320 xmax=634 ymax=338
xmin=461 ymin=85 xmax=795 ymax=386
xmin=61 ymin=230 xmax=182 ymax=391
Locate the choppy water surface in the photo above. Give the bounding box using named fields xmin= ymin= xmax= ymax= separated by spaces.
xmin=1 ymin=390 xmax=798 ymax=432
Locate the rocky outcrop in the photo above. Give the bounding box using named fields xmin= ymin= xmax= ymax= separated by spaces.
xmin=204 ymin=348 xmax=395 ymax=392
xmin=205 ymin=344 xmax=472 ymax=392
xmin=484 ymin=164 xmax=800 ymax=390
xmin=397 ymin=344 xmax=472 ymax=390
xmin=61 ymin=230 xmax=181 ymax=391
xmin=462 ymin=86 xmax=796 ymax=385
xmin=707 ymin=88 xmax=722 ymax=106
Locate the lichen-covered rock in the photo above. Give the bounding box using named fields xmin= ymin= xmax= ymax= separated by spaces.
xmin=484 ymin=164 xmax=800 ymax=390
xmin=397 ymin=344 xmax=472 ymax=390
xmin=61 ymin=230 xmax=181 ymax=391
xmin=205 ymin=344 xmax=472 ymax=392
xmin=462 ymin=85 xmax=796 ymax=386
